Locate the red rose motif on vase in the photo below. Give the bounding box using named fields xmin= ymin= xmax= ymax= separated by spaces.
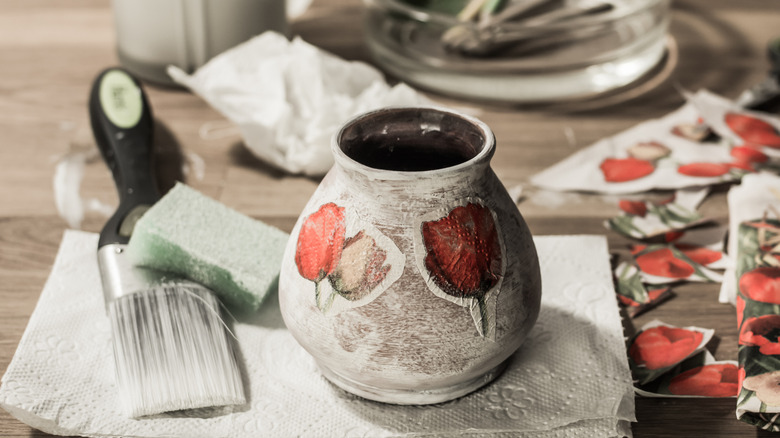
xmin=677 ymin=162 xmax=730 ymax=177
xmin=635 ymin=248 xmax=694 ymax=278
xmin=739 ymin=267 xmax=780 ymax=304
xmin=421 ymin=202 xmax=503 ymax=337
xmin=600 ymin=158 xmax=655 ymax=183
xmin=667 ymin=363 xmax=739 ymax=397
xmin=739 ymin=314 xmax=780 ymax=354
xmin=295 ymin=203 xmax=346 ymax=309
xmin=329 ymin=231 xmax=391 ymax=302
xmin=629 ymin=326 xmax=703 ymax=370
xmin=725 ymin=112 xmax=780 ymax=148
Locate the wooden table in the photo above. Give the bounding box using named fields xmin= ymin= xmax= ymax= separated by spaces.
xmin=1 ymin=0 xmax=778 ymax=436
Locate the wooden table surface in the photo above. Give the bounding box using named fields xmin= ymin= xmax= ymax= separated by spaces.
xmin=1 ymin=0 xmax=779 ymax=436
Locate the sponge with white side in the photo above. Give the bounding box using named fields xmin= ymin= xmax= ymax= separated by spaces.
xmin=127 ymin=182 xmax=289 ymax=311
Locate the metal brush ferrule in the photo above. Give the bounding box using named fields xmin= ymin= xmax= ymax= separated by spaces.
xmin=98 ymin=243 xmax=164 ymax=304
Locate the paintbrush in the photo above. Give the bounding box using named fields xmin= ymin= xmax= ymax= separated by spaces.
xmin=89 ymin=67 xmax=245 ymax=417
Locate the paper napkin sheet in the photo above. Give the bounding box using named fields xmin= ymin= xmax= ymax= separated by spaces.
xmin=530 ymin=90 xmax=780 ymax=195
xmin=1 ymin=231 xmax=634 ymax=438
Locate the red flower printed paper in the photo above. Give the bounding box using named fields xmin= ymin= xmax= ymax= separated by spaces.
xmin=600 ymin=157 xmax=655 ymax=183
xmin=739 ymin=267 xmax=780 ymax=304
xmin=668 ymin=363 xmax=739 ymax=397
xmin=739 ymin=315 xmax=780 ymax=355
xmin=635 ymin=248 xmax=694 ymax=279
xmin=726 ymin=161 xmax=755 ymax=172
xmin=743 ymin=371 xmax=780 ymax=406
xmin=629 ymin=326 xmax=704 ymax=370
xmin=737 ymin=295 xmax=746 ymax=329
xmin=730 ymin=145 xmax=768 ymax=164
xmin=618 ymin=200 xmax=647 ymax=217
xmin=421 ymin=202 xmax=503 ymax=337
xmin=676 ymin=244 xmax=722 ymax=267
xmin=725 ymin=112 xmax=780 ymax=148
xmin=671 ymin=121 xmax=716 ymax=142
xmin=677 ymin=162 xmax=730 ymax=177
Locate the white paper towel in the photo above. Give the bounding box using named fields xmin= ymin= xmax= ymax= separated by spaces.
xmin=0 ymin=231 xmax=635 ymax=437
xmin=167 ymin=31 xmax=435 ymax=177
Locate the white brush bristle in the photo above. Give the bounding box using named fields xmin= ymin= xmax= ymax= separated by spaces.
xmin=108 ymin=284 xmax=245 ymax=418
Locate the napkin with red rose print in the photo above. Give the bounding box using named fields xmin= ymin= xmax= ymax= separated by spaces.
xmin=735 ymin=215 xmax=780 ymax=430
xmin=531 ymin=90 xmax=780 ymax=194
xmin=614 ymin=262 xmax=673 ymax=317
xmin=628 ymin=319 xmax=740 ymax=398
xmin=691 ymin=90 xmax=780 ymax=162
xmin=0 ymin=231 xmax=635 ymax=438
xmin=634 ymin=350 xmax=739 ymax=398
xmin=628 ymin=320 xmax=714 ymax=386
xmin=720 ymin=172 xmax=780 ymax=304
xmin=614 ymin=225 xmax=727 ymax=316
xmin=606 ymin=188 xmax=711 ymax=240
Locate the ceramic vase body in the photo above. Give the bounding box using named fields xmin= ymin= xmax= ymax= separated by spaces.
xmin=278 ymin=107 xmax=541 ymax=404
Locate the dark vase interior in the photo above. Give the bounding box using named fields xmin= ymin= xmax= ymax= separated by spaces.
xmin=338 ymin=108 xmax=486 ymax=172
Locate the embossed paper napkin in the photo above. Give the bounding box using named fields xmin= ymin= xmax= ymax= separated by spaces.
xmin=0 ymin=231 xmax=634 ymax=437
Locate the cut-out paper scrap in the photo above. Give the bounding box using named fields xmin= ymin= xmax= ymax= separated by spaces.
xmin=614 ymin=262 xmax=673 ymax=318
xmin=531 ymin=90 xmax=769 ymax=195
xmin=663 ymin=224 xmax=729 ymax=269
xmin=628 ymin=320 xmax=714 ymax=386
xmin=630 ymin=243 xmax=724 ymax=284
xmin=690 ymin=90 xmax=780 ymax=163
xmin=635 ymin=350 xmax=738 ymax=398
xmin=606 ymin=188 xmax=711 ymax=240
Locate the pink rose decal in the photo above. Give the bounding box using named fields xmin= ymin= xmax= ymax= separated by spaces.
xmin=329 ymin=231 xmax=391 ymax=302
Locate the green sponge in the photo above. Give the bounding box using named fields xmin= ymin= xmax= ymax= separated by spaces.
xmin=127 ymin=182 xmax=289 ymax=311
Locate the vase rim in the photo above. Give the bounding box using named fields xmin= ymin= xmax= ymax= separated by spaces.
xmin=332 ymin=106 xmax=495 ymax=179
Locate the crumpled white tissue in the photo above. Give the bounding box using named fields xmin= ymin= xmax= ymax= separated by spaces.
xmin=0 ymin=231 xmax=634 ymax=437
xmin=168 ymin=31 xmax=435 ymax=176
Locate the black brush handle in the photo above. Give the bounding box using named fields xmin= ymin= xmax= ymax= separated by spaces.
xmin=89 ymin=67 xmax=161 ymax=248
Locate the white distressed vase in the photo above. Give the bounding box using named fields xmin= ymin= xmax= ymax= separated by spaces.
xmin=278 ymin=107 xmax=541 ymax=404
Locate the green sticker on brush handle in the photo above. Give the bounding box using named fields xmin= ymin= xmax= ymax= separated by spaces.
xmin=99 ymin=70 xmax=142 ymax=129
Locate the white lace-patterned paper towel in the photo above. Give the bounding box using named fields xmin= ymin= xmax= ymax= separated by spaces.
xmin=0 ymin=230 xmax=635 ymax=437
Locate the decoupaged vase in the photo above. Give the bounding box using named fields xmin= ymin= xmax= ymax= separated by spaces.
xmin=278 ymin=107 xmax=541 ymax=404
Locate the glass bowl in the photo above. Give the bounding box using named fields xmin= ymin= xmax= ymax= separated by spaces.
xmin=363 ymin=0 xmax=671 ymax=104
